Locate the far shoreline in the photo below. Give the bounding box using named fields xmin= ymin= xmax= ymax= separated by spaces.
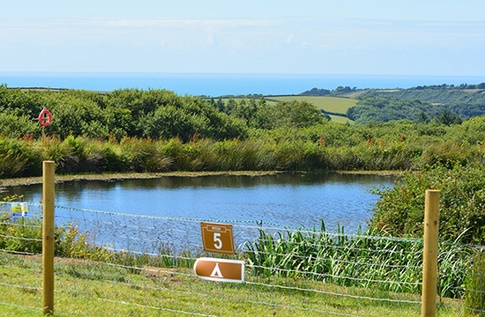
xmin=0 ymin=170 xmax=401 ymax=188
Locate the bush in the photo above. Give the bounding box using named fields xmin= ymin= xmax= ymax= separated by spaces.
xmin=0 ymin=210 xmax=43 ymax=254
xmin=369 ymin=164 xmax=485 ymax=244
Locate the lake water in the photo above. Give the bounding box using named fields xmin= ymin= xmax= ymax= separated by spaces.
xmin=2 ymin=172 xmax=396 ymax=253
xmin=3 ymin=173 xmax=394 ymax=233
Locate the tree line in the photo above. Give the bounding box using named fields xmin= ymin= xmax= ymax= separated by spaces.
xmin=364 ymin=85 xmax=485 ymax=105
xmin=346 ymin=96 xmax=466 ymax=125
xmin=0 ymin=86 xmax=324 ymax=141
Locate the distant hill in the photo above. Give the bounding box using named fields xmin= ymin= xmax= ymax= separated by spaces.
xmin=362 ymin=83 xmax=485 ymax=105
xmin=300 ymin=83 xmax=485 ymax=124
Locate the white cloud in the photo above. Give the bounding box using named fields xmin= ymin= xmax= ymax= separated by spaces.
xmin=1 ymin=15 xmax=484 ymax=74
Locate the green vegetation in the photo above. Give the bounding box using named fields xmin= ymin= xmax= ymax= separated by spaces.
xmin=245 ymin=221 xmax=471 ymax=299
xmin=3 ymin=84 xmax=485 ymax=314
xmin=1 ymin=253 xmax=457 ymax=317
xmin=3 ymin=116 xmax=485 ymax=177
xmin=347 ymin=96 xmax=465 ymax=125
xmin=270 ymin=95 xmax=357 ymax=115
xmin=464 ymin=251 xmax=485 ymax=316
xmin=215 ymin=95 xmax=357 ymax=123
xmin=270 ymin=95 xmax=356 ymax=123
xmin=364 ymin=83 xmax=485 ymax=105
xmin=0 ymin=87 xmax=330 ymax=141
xmin=301 ymin=83 xmax=485 ymax=124
xmin=369 ymin=164 xmax=485 ymax=244
xmin=0 ymin=204 xmax=463 ymax=316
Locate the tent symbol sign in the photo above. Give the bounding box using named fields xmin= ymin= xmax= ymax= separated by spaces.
xmin=193 ymin=257 xmax=245 ymax=283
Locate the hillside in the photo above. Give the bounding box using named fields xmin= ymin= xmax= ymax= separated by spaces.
xmin=300 ymin=83 xmax=485 ymax=124
xmin=362 ymin=84 xmax=485 ymax=105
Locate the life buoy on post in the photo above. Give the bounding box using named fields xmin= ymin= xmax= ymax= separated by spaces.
xmin=38 ymin=108 xmax=53 ymax=127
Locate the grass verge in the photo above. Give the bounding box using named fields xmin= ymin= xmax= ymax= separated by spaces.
xmin=0 ymin=253 xmax=462 ymax=317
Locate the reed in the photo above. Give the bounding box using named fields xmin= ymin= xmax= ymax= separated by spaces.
xmin=1 ymin=127 xmax=485 ymax=178
xmin=0 ymin=136 xmax=42 ymax=177
xmin=244 ymin=220 xmax=473 ymax=299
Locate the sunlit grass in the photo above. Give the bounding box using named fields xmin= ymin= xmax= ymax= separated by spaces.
xmin=329 ymin=114 xmax=353 ymax=124
xmin=271 ymin=96 xmax=358 ymax=114
xmin=0 ymin=210 xmax=468 ymax=316
xmin=0 ymin=254 xmax=462 ymax=316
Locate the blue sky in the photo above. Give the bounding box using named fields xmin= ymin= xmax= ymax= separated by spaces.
xmin=1 ymin=0 xmax=484 ymax=76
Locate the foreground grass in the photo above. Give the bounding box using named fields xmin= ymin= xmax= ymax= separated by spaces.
xmin=0 ymin=254 xmax=462 ymax=317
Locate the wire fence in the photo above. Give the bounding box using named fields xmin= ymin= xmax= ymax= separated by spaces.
xmin=0 ymin=201 xmax=484 ymax=316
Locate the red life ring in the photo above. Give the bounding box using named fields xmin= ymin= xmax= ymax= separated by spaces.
xmin=38 ymin=108 xmax=53 ymax=127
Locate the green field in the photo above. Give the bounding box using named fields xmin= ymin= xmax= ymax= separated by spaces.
xmin=269 ymin=95 xmax=358 ymax=115
xmin=327 ymin=114 xmax=353 ymax=124
xmin=219 ymin=95 xmax=358 ymax=123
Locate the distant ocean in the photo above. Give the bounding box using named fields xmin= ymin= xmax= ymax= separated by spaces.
xmin=1 ymin=72 xmax=484 ymax=96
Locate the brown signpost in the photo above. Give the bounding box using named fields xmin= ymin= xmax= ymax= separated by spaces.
xmin=193 ymin=257 xmax=245 ymax=283
xmin=200 ymin=222 xmax=235 ymax=254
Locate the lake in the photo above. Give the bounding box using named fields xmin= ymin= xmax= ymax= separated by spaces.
xmin=2 ymin=172 xmax=398 ymax=254
xmin=2 ymin=172 xmax=394 ymax=233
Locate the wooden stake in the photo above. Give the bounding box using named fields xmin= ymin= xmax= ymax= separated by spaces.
xmin=421 ymin=189 xmax=440 ymax=317
xmin=42 ymin=161 xmax=55 ymax=315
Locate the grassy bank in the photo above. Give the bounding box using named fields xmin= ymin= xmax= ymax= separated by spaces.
xmin=0 ymin=253 xmax=461 ymax=317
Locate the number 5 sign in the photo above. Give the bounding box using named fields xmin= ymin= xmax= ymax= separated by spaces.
xmin=200 ymin=222 xmax=235 ymax=254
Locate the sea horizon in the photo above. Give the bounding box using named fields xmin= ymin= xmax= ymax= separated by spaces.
xmin=1 ymin=72 xmax=484 ymax=97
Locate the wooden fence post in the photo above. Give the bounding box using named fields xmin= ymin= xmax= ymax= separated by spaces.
xmin=421 ymin=189 xmax=440 ymax=317
xmin=42 ymin=161 xmax=55 ymax=315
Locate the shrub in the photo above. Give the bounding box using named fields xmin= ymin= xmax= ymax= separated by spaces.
xmin=120 ymin=137 xmax=173 ymax=172
xmin=369 ymin=163 xmax=485 ymax=244
xmin=0 ymin=210 xmax=43 ymax=254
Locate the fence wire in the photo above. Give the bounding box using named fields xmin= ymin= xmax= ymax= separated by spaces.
xmin=0 ymin=201 xmax=482 ymax=316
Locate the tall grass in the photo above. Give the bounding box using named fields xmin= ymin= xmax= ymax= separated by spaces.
xmin=244 ymin=220 xmax=474 ymax=299
xmin=464 ymin=250 xmax=485 ymax=316
xmin=1 ymin=122 xmax=484 ymax=178
xmin=0 ymin=136 xmax=42 ymax=177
